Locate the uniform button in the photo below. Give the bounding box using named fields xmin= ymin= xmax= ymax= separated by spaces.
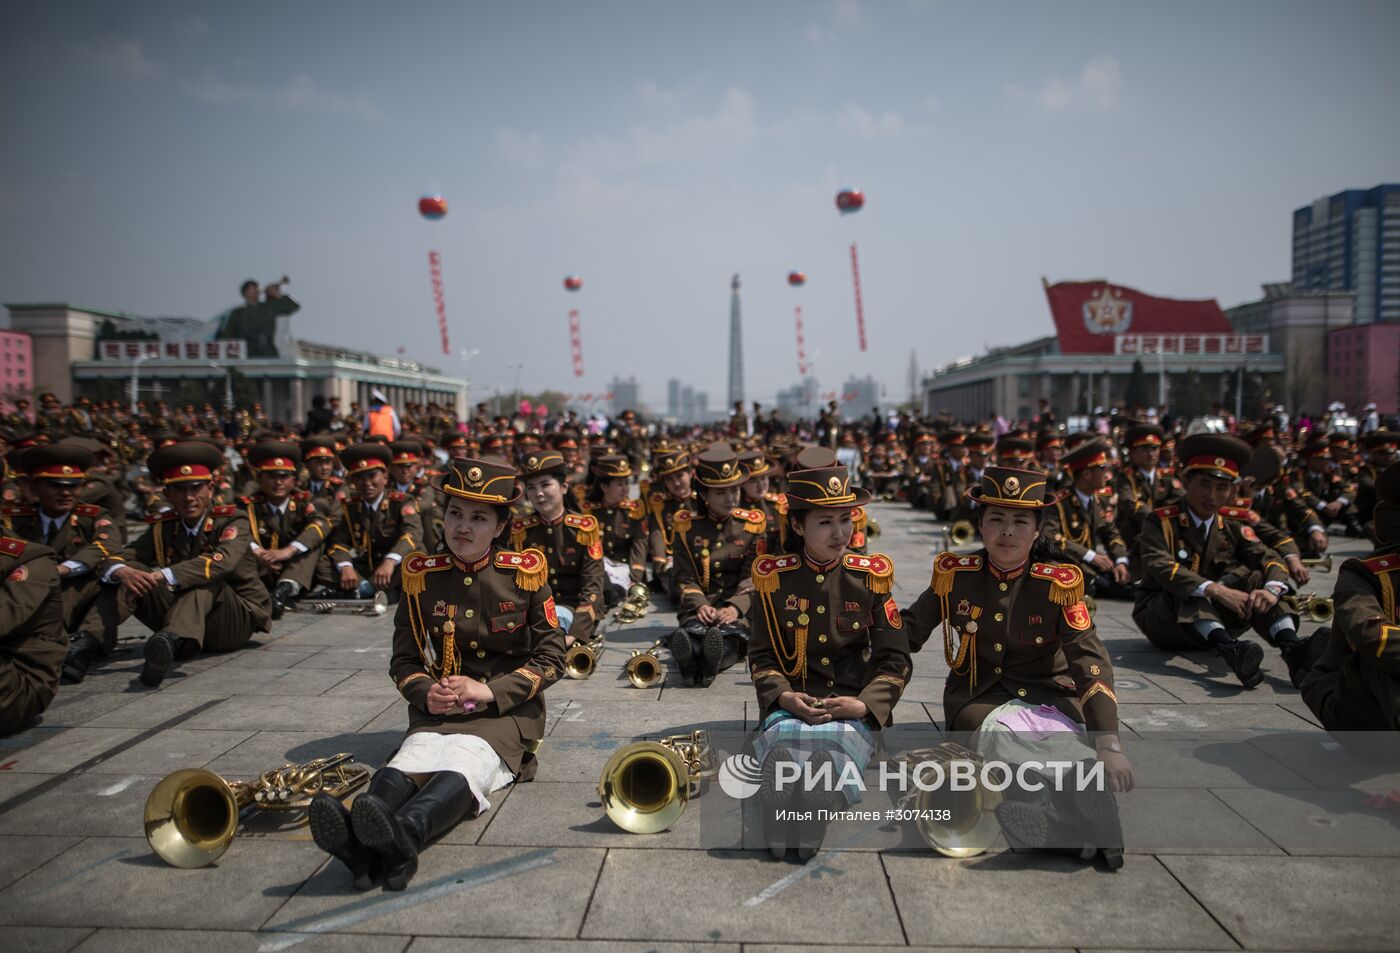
xmin=815 ymin=573 xmax=825 ymax=583
xmin=817 ymin=634 xmax=827 ymax=643
xmin=476 ymin=650 xmax=486 ymax=658
xmin=507 ymin=622 xmax=516 ymax=630
xmin=816 ymin=606 xmax=826 ymax=614
xmin=820 ymin=657 xmax=831 ymax=666
xmin=998 ymin=582 xmax=1008 ymax=592
xmin=852 ymin=621 xmax=860 ymax=629
xmin=994 ymin=612 xmax=1004 ymax=622
xmin=1034 ymin=636 xmax=1044 ymax=645
xmin=1017 ymin=688 xmax=1027 ymax=697
xmin=827 ymin=680 xmax=835 ymax=687
xmin=786 ymin=621 xmax=794 ymax=629
xmin=463 ymin=576 xmax=473 ymax=586
xmin=993 ymin=643 xmax=1003 ymax=652
xmin=469 ymin=641 xmax=479 ymax=649
xmin=546 ymin=547 xmax=553 ymax=554
xmin=464 ymin=609 xmax=474 ymax=618
xmin=994 ymin=666 xmax=1002 ymax=674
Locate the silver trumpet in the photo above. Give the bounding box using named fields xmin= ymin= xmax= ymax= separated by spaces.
xmin=287 ymin=591 xmax=389 ymax=616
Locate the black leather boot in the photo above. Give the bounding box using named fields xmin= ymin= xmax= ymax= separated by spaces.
xmin=1218 ymin=639 xmax=1264 ymax=689
xmin=140 ymin=631 xmax=180 ymax=687
xmin=61 ymin=632 xmax=103 ymax=684
xmin=353 ymin=770 xmax=476 ymax=891
xmin=666 ymin=627 xmax=694 ymax=685
xmin=699 ymin=627 xmax=726 ymax=687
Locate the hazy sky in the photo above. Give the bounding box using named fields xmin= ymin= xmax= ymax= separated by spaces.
xmin=2 ymin=0 xmax=1397 ymax=410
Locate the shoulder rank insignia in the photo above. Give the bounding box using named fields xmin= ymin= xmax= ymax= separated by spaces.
xmin=1030 ymin=562 xmax=1085 ymax=606
xmin=387 ymin=490 xmax=406 ymax=502
xmin=766 ymin=491 xmax=789 ymax=515
xmin=495 ymin=547 xmax=548 ymax=592
xmin=1 ymin=504 xmax=35 ymax=517
xmin=1218 ymin=505 xmax=1259 ymax=524
xmin=751 ymin=553 xmax=800 ymax=594
xmin=399 ymin=550 xmax=453 ymax=597
xmin=932 ymin=551 xmax=982 ymax=597
xmin=1361 ymin=554 xmax=1399 ymax=575
xmin=238 ymin=495 xmax=255 ymax=505
xmin=145 ymin=511 xmax=177 ymax=523
xmin=73 ymin=503 xmax=105 ymax=518
xmin=563 ymin=512 xmax=601 ymax=547
xmin=648 ymin=491 xmax=667 ymax=505
xmin=1153 ymin=505 xmax=1179 ymax=520
xmin=211 ymin=504 xmax=237 ymax=517
xmin=0 ymin=536 xmax=26 ymax=558
xmin=624 ymin=497 xmax=646 ymax=519
xmin=852 ymin=505 xmax=867 ymax=531
xmin=732 ymin=507 xmax=766 ymax=534
xmin=844 ymin=552 xmax=893 ymax=593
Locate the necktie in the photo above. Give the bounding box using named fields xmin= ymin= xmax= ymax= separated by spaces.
xmin=267 ymin=505 xmax=284 ymax=544
xmin=41 ymin=519 xmax=53 ymax=545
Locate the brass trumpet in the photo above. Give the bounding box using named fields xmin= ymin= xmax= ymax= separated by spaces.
xmin=565 ymin=636 xmax=606 ymax=679
xmin=1300 ymin=555 xmax=1333 ymax=572
xmin=891 ymin=742 xmax=1005 ymax=858
xmin=624 ymin=639 xmax=666 ymax=688
xmin=615 ymin=582 xmax=651 ymax=624
xmin=598 ymin=730 xmax=714 ymax=833
xmin=946 ymin=520 xmax=976 ymax=546
xmin=1291 ymin=593 xmax=1334 ymax=624
xmin=288 ymin=591 xmax=389 ymax=616
xmin=144 ymin=753 xmax=370 ymax=868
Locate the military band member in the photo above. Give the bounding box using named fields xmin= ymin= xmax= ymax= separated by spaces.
xmin=0 ymin=536 xmax=64 ymax=736
xmin=646 ymin=446 xmax=694 ymax=599
xmin=668 ymin=448 xmax=765 ymax=687
xmin=1300 ymin=462 xmax=1400 ymax=731
xmin=389 ymin=440 xmax=442 ymax=555
xmin=747 ymin=459 xmax=909 ymax=859
xmin=1036 ymin=431 xmax=1069 ymax=492
xmin=931 ymin=428 xmax=972 ymax=520
xmin=1132 ymin=434 xmax=1306 ymax=689
xmin=1113 ymin=424 xmax=1182 ymax=552
xmin=64 ymin=436 xmax=130 ymax=540
xmin=300 ymin=435 xmax=348 ymax=514
xmin=240 ymin=441 xmax=329 ymax=616
xmin=1295 ymin=435 xmax=1361 ymax=537
xmin=995 ymin=435 xmax=1036 ymax=468
xmin=324 ymin=443 xmax=423 ymax=599
xmin=511 ymin=450 xmax=603 ymax=647
xmin=580 ymin=454 xmax=648 ymax=608
xmin=1043 ymin=439 xmax=1133 ymax=596
xmin=93 ymin=442 xmax=272 ymax=687
xmin=308 ymin=456 xmax=566 ymax=891
xmin=901 ymin=465 xmax=1132 ymax=866
xmin=1235 ymin=446 xmax=1313 ymax=588
xmin=738 ymin=449 xmax=787 ymax=555
xmin=3 ymin=446 xmax=126 ymax=684
xmin=1354 ymin=431 xmax=1398 ymax=539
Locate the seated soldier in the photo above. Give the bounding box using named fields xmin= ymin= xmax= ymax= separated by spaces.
xmin=93 ymin=441 xmax=272 ymax=687
xmin=1300 ymin=462 xmax=1400 ymax=731
xmin=239 ymin=441 xmax=330 ymax=617
xmin=580 ymin=454 xmax=648 ymax=611
xmin=1133 ymin=434 xmax=1307 ymax=689
xmin=513 ymin=450 xmax=603 ymax=647
xmin=3 ymin=445 xmax=126 ymax=684
xmin=0 ymin=537 xmax=64 ymax=736
xmin=1043 ymin=439 xmax=1133 ymax=597
xmin=645 ymin=447 xmax=694 ymax=600
xmin=323 ymin=443 xmax=423 ymax=600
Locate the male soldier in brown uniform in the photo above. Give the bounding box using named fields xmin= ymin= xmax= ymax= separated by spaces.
xmin=1354 ymin=431 xmax=1398 ymax=539
xmin=94 ymin=442 xmax=272 ymax=687
xmin=1234 ymin=446 xmax=1314 ymax=589
xmin=1113 ymin=424 xmax=1183 ymax=555
xmin=1299 ymin=462 xmax=1400 ymax=731
xmin=240 ymin=441 xmax=330 ymax=616
xmin=0 ymin=536 xmax=64 ymax=736
xmin=3 ymin=446 xmax=127 ymax=684
xmin=580 ymin=455 xmax=649 ymax=610
xmin=389 ymin=440 xmax=442 ymax=555
xmin=1043 ymin=439 xmax=1133 ymax=597
xmin=738 ymin=449 xmax=787 ymax=555
xmin=324 ymin=443 xmax=424 ymax=599
xmin=669 ymin=448 xmax=766 ymax=686
xmin=1037 ymin=431 xmax=1070 ymax=494
xmin=513 ymin=450 xmax=604 ymax=646
xmin=1133 ymin=434 xmax=1305 ymax=689
xmin=300 ymin=435 xmax=348 ymax=513
xmin=927 ymin=428 xmax=970 ymax=519
xmin=64 ymin=436 xmax=129 ymax=539
xmin=646 ymin=446 xmax=694 ymax=600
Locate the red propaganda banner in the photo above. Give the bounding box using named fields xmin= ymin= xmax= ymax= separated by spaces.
xmin=1043 ymin=280 xmax=1232 ymax=355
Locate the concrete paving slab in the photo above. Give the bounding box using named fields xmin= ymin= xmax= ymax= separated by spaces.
xmin=181 ymin=696 xmax=396 ymax=732
xmin=0 ymin=835 xmax=82 ymax=890
xmin=71 ymin=929 xmax=407 ymax=953
xmin=264 ymin=845 xmax=604 ymax=938
xmin=84 ymin=692 xmax=232 ymax=730
xmin=885 ymin=852 xmax=1233 ymax=949
xmin=580 ymin=847 xmax=905 ymax=944
xmin=318 ymin=671 xmax=402 ymax=697
xmin=161 ymin=667 xmax=354 ymax=697
xmin=1117 ymin=788 xmax=1280 ymax=854
xmin=204 ymin=730 xmax=402 ymax=778
xmin=289 ymin=648 xmax=394 ymax=671
xmin=0 ymin=772 xmax=162 ymax=837
xmin=1122 ymin=737 xmax=1315 ymax=790
xmin=1245 ymin=732 xmax=1400 ymax=792
xmin=1119 ymin=703 xmax=1318 ymax=735
xmin=2 ymin=727 xmax=144 ymax=774
xmin=84 ymin=728 xmax=254 ymax=776
xmin=1209 ymin=787 xmax=1400 ymax=855
xmin=1161 ymin=855 xmax=1400 ymax=950
xmin=0 ymin=836 xmax=329 ymax=930
xmin=35 ymin=692 xmax=141 ymax=728
xmin=411 ymin=941 xmax=733 ymax=953
xmin=8 ymin=926 xmax=93 ymax=953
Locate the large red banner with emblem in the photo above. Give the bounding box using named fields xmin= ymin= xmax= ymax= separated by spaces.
xmin=1043 ymin=280 xmax=1232 ymax=355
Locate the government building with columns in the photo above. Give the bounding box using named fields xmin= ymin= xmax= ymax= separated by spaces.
xmin=5 ymin=303 xmax=467 ymax=422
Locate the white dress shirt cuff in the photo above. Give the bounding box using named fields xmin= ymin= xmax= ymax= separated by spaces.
xmin=386 ymin=552 xmax=404 ymax=564
xmin=60 ymin=560 xmax=89 ymax=576
xmin=1191 ymin=581 xmax=1210 ymax=599
xmin=291 ymin=541 xmax=308 ymax=553
xmin=1081 ymin=549 xmax=1098 ymax=565
xmin=161 ymin=567 xmax=178 ymax=588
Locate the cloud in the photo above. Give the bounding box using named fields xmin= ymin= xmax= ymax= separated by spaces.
xmin=187 ymin=73 xmax=382 ymax=122
xmin=93 ymin=37 xmax=160 ymax=80
xmin=637 ymin=80 xmax=678 ymax=108
xmin=497 ymin=128 xmax=546 ymax=166
xmin=838 ymin=105 xmax=907 ymax=139
xmin=1008 ymin=55 xmax=1123 ymax=113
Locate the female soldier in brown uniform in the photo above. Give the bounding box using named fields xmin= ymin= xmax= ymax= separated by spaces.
xmin=903 ymin=465 xmax=1134 ymax=867
xmin=580 ymin=454 xmax=649 ymax=610
xmin=308 ymin=456 xmax=566 ymax=891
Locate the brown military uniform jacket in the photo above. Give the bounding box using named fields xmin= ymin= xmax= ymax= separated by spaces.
xmin=302 ymin=476 xmax=348 ymax=518
xmin=1113 ymin=467 xmax=1183 ymax=545
xmin=390 ymin=547 xmax=567 ymax=777
xmin=410 ymin=476 xmax=444 ymax=554
xmin=581 ymin=497 xmax=649 ymax=585
xmin=1044 ymin=487 xmax=1128 ymax=577
xmin=646 ymin=490 xmax=694 ymax=566
xmin=97 ymin=505 xmax=273 ymax=631
xmin=326 ymin=491 xmax=424 ymax=567
xmin=754 ymin=491 xmax=788 ymax=555
xmin=1224 ymin=501 xmax=1300 ymax=560
xmin=904 ymin=551 xmax=1118 ymax=733
xmin=748 ymin=551 xmax=910 ymax=728
xmin=78 ymin=473 xmax=129 ymax=540
xmin=0 ymin=537 xmax=64 ymax=737
xmin=1 ymin=503 xmax=118 ymax=571
xmin=511 ymin=512 xmax=604 ymax=643
xmin=930 ymin=459 xmax=971 ymax=517
xmin=671 ymin=506 xmax=765 ymax=624
xmin=1301 ymin=550 xmax=1400 ymax=731
xmin=241 ymin=492 xmax=329 ymax=554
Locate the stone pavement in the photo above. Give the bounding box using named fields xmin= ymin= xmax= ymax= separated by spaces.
xmin=3 ymin=502 xmax=1398 ymax=952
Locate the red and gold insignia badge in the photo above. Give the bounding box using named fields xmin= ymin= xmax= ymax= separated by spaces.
xmin=402 ymin=505 xmax=416 ymax=516
xmin=845 ymin=601 xmax=860 ymax=612
xmin=1240 ymin=526 xmax=1258 ymax=542
xmin=884 ymin=599 xmax=903 ymax=629
xmin=1028 ymin=615 xmax=1042 ymax=625
xmin=1063 ymin=602 xmax=1092 ymax=631
xmin=433 ymin=600 xmax=447 ymax=616
xmin=7 ymin=565 xmax=27 ymax=582
xmin=956 ymin=598 xmax=971 ymax=615
xmin=784 ymin=594 xmax=799 ymax=610
xmin=588 ymin=540 xmax=602 ymax=560
xmin=220 ymin=526 xmax=237 ymax=541
xmin=542 ymin=597 xmax=559 ymax=628
xmin=499 ymin=601 xmax=517 ymax=612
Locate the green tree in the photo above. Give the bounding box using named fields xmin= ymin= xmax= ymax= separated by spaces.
xmin=1172 ymin=370 xmax=1209 ymax=419
xmin=1123 ymin=359 xmax=1151 ymax=412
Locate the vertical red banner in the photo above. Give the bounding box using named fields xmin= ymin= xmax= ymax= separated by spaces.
xmin=849 ymin=242 xmax=867 ymax=352
xmin=568 ymin=309 xmax=585 ymax=377
xmin=428 ymin=250 xmax=450 ymax=355
xmin=794 ymin=305 xmax=808 ymax=375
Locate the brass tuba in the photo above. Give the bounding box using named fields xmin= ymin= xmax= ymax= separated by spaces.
xmin=598 ymin=730 xmax=714 ymax=833
xmin=624 ymin=639 xmax=666 ymax=688
xmin=1292 ymin=593 xmax=1334 ymax=624
xmin=946 ymin=520 xmax=976 ymax=546
xmin=891 ymin=742 xmax=1005 ymax=858
xmin=565 ymin=636 xmax=605 ymax=679
xmin=144 ymin=753 xmax=370 ymax=868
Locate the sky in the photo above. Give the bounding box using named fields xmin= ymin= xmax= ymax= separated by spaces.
xmin=2 ymin=0 xmax=1397 ymax=411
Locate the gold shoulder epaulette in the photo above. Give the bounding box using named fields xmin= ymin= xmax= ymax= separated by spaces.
xmin=624 ymin=497 xmax=646 ymax=519
xmin=563 ymin=512 xmax=601 ymax=546
xmin=766 ymin=491 xmax=789 ymax=515
xmin=672 ymin=509 xmax=693 ymax=529
xmin=852 ymin=505 xmax=867 ymax=531
xmin=843 ymin=552 xmax=893 ymax=593
xmin=932 ymin=551 xmax=982 ymax=596
xmin=495 ymin=547 xmax=548 ymax=592
xmin=751 ymin=553 xmax=800 ymax=594
xmin=238 ymin=495 xmax=255 ymax=505
xmin=400 ymin=550 xmax=453 ymax=597
xmin=211 ymin=504 xmax=238 ymax=517
xmin=648 ymin=491 xmax=667 ymax=505
xmin=1030 ymin=562 xmax=1085 ymax=606
xmin=733 ymin=507 xmax=766 ymax=534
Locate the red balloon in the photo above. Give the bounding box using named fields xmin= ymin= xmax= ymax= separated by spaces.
xmin=787 ymin=271 xmax=806 ymax=287
xmin=835 ymin=188 xmax=865 ymax=214
xmin=563 ymin=275 xmax=583 ymax=292
xmin=418 ymin=195 xmax=448 ymax=219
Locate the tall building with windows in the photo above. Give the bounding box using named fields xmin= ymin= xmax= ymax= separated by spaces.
xmin=1292 ymin=184 xmax=1400 ymax=324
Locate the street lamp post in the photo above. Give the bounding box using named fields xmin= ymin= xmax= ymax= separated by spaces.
xmin=130 ymin=351 xmax=155 ymax=414
xmin=459 ymin=347 xmax=480 ymax=422
xmin=207 ymin=361 xmax=233 ymax=411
